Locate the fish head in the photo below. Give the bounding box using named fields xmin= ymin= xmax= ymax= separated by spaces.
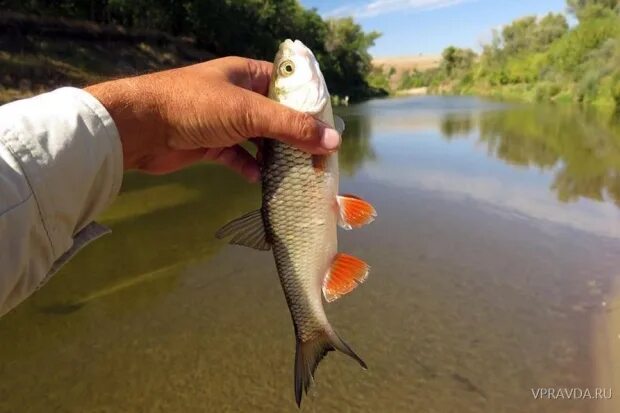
xmin=270 ymin=39 xmax=329 ymax=114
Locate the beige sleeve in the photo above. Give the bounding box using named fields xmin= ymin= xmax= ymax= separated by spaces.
xmin=0 ymin=87 xmax=123 ymax=317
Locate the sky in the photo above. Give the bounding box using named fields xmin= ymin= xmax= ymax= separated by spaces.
xmin=301 ymin=0 xmax=568 ymax=57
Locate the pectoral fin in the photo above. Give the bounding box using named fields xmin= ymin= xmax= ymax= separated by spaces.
xmin=215 ymin=209 xmax=271 ymax=251
xmin=322 ymin=253 xmax=370 ymax=302
xmin=334 ymin=115 xmax=345 ymax=135
xmin=337 ymin=194 xmax=377 ymax=230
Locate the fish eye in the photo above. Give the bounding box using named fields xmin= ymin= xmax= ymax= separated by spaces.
xmin=278 ymin=60 xmax=295 ymax=77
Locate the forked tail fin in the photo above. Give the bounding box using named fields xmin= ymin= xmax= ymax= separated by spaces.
xmin=294 ymin=329 xmax=367 ymax=407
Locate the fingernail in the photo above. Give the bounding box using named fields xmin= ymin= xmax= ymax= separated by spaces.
xmin=320 ymin=127 xmax=341 ymax=151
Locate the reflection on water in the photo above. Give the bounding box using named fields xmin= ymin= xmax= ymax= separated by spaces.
xmin=338 ymin=114 xmax=376 ymax=176
xmin=1 ymin=96 xmax=619 ymax=413
xmin=440 ymin=112 xmax=476 ymax=139
xmin=440 ymin=106 xmax=620 ymax=206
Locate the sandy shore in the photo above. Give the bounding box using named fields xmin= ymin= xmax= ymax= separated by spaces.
xmin=395 ymin=87 xmax=428 ymax=96
xmin=593 ymin=278 xmax=620 ymax=413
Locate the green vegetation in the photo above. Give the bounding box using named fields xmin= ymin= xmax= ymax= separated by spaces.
xmin=367 ymin=66 xmax=396 ymax=92
xmin=398 ymin=69 xmax=436 ymax=90
xmin=368 ymin=65 xmax=440 ymax=94
xmin=0 ymin=1 xmax=387 ymax=103
xmin=400 ymin=0 xmax=620 ymax=112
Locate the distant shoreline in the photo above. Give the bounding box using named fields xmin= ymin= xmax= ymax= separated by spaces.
xmin=372 ymin=55 xmax=441 ymax=70
xmin=395 ymin=87 xmax=428 ymax=96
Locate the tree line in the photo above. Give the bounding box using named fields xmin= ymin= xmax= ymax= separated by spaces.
xmin=0 ymin=0 xmax=386 ymax=101
xmin=389 ymin=0 xmax=620 ymax=112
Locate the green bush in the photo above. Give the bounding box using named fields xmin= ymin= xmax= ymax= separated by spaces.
xmin=410 ymin=0 xmax=620 ymax=111
xmin=1 ymin=0 xmax=385 ymax=101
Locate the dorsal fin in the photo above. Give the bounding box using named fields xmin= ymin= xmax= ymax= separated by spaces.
xmin=215 ymin=209 xmax=271 ymax=251
xmin=322 ymin=253 xmax=370 ymax=302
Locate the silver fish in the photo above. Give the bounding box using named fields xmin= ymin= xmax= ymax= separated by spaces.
xmin=216 ymin=39 xmax=376 ymax=406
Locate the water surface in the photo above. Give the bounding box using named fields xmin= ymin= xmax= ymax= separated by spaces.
xmin=1 ymin=96 xmax=620 ymax=412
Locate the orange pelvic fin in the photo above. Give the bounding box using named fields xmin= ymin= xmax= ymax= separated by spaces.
xmin=322 ymin=253 xmax=370 ymax=302
xmin=337 ymin=194 xmax=377 ymax=230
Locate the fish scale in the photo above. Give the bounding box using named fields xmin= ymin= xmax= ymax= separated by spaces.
xmin=262 ymin=141 xmax=331 ymax=342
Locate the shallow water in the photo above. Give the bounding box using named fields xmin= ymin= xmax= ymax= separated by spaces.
xmin=1 ymin=96 xmax=620 ymax=412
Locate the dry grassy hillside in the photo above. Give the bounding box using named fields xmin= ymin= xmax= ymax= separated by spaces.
xmin=373 ymin=55 xmax=441 ymax=72
xmin=0 ymin=12 xmax=213 ymax=104
xmin=371 ymin=55 xmax=441 ymax=90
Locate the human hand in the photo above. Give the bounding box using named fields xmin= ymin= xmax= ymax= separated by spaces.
xmin=85 ymin=57 xmax=341 ymax=180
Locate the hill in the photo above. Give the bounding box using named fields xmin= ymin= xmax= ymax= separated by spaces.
xmin=0 ymin=12 xmax=213 ymax=104
xmin=370 ymin=55 xmax=441 ymax=91
xmin=372 ymin=55 xmax=441 ymax=74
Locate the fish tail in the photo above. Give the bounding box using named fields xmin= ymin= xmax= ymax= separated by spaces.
xmin=294 ymin=328 xmax=367 ymax=407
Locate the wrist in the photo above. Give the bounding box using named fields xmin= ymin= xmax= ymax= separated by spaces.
xmin=85 ymin=77 xmax=166 ymax=171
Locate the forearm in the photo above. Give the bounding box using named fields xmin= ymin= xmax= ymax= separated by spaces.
xmin=0 ymin=88 xmax=123 ymax=316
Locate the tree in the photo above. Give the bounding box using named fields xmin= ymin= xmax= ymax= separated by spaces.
xmin=534 ymin=13 xmax=569 ymax=48
xmin=441 ymin=46 xmax=476 ymax=76
xmin=321 ymin=17 xmax=381 ymax=98
xmin=501 ymin=16 xmax=537 ymax=54
xmin=1 ymin=0 xmax=386 ymax=99
xmin=567 ymin=0 xmax=619 ymax=20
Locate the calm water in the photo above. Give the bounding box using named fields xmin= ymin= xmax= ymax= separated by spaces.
xmin=1 ymin=96 xmax=620 ymax=412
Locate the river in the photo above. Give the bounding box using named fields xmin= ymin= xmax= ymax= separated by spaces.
xmin=1 ymin=96 xmax=619 ymax=412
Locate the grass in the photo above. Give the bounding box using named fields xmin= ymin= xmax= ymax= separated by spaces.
xmin=0 ymin=13 xmax=213 ymax=104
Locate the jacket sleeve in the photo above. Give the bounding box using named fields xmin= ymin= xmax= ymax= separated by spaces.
xmin=0 ymin=87 xmax=123 ymax=317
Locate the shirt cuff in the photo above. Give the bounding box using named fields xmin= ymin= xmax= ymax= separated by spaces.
xmin=1 ymin=87 xmax=123 ymax=259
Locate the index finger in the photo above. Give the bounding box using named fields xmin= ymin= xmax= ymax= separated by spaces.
xmin=246 ymin=60 xmax=274 ymax=96
xmin=221 ymin=57 xmax=274 ymax=95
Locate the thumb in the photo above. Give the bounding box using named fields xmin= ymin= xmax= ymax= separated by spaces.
xmin=239 ymin=90 xmax=341 ymax=154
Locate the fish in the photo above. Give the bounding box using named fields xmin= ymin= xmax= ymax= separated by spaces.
xmin=216 ymin=39 xmax=377 ymax=406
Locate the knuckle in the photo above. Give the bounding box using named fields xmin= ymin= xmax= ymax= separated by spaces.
xmin=239 ymin=99 xmax=256 ymax=136
xmin=226 ymin=91 xmax=254 ymax=139
xmin=295 ymin=112 xmax=317 ymax=141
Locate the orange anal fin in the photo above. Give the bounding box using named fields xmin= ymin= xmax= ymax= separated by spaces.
xmin=322 ymin=253 xmax=370 ymax=302
xmin=337 ymin=194 xmax=377 ymax=230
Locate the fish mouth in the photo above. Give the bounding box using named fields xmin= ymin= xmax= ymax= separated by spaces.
xmin=278 ymin=39 xmax=311 ymax=60
xmin=291 ymin=39 xmax=310 ymax=56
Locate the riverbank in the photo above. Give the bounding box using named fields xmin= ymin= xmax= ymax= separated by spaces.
xmin=0 ymin=12 xmax=213 ymax=104
xmin=593 ymin=278 xmax=620 ymax=413
xmin=430 ymin=82 xmax=618 ymax=113
xmin=0 ymin=12 xmax=386 ymax=105
xmin=422 ymin=86 xmax=620 ymax=120
xmin=395 ymin=87 xmax=428 ymax=96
